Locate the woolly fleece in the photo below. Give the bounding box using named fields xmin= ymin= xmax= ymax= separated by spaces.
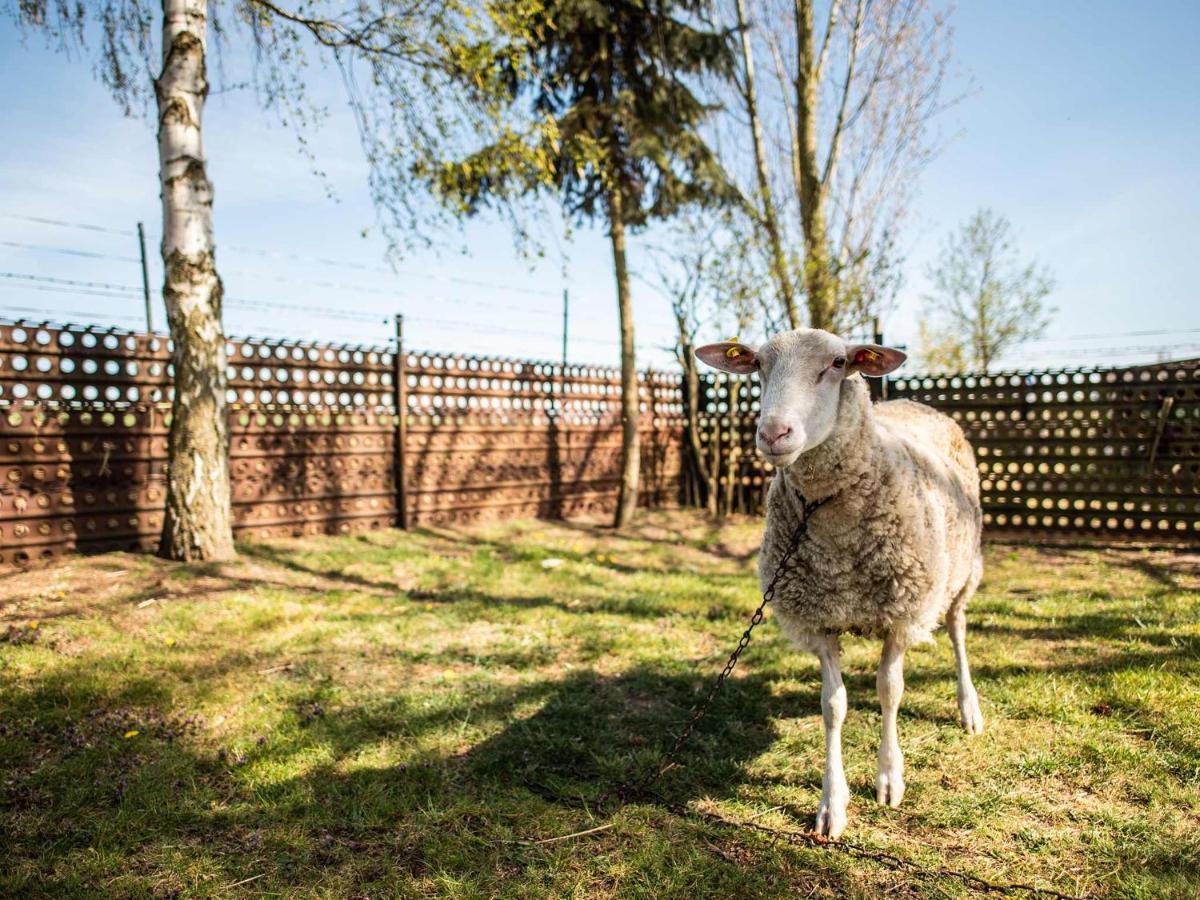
xmin=760 ymin=376 xmax=983 ymax=649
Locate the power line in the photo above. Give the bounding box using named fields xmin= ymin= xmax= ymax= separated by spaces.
xmin=999 ymin=342 xmax=1200 ymax=361
xmin=0 ymin=272 xmax=142 ymax=294
xmin=1024 ymin=326 xmax=1200 ymax=344
xmin=222 ymin=297 xmax=633 ymax=347
xmin=222 ymin=267 xmax=571 ymax=321
xmin=220 ymin=241 xmax=562 ymax=299
xmin=0 ymin=213 xmax=136 ymax=237
xmin=0 ymin=282 xmax=145 ymax=302
xmin=0 ymin=239 xmax=141 ymax=264
xmin=0 ymin=303 xmax=146 ymax=324
xmin=0 ymin=271 xmax=649 ymax=350
xmin=0 ymin=216 xmax=684 ymax=329
xmin=2 ymin=213 xmax=564 ymax=300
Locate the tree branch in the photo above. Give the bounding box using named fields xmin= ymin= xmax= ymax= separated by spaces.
xmin=813 ymin=0 xmax=842 ymax=85
xmin=765 ymin=30 xmax=803 ymax=204
xmin=820 ymin=0 xmax=865 ymax=192
xmin=246 ymin=0 xmax=425 ymax=62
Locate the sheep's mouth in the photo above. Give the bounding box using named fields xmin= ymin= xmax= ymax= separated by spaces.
xmin=758 ymin=447 xmax=801 ymax=468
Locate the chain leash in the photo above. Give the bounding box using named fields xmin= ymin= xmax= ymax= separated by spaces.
xmin=608 ymin=495 xmax=825 ymax=805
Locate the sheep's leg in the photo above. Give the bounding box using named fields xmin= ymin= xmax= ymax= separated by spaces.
xmin=876 ymin=632 xmax=907 ymax=807
xmin=948 ymin=592 xmax=984 ymax=735
xmin=813 ymin=633 xmax=849 ymax=838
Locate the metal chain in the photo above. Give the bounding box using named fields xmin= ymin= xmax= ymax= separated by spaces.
xmin=645 ymin=790 xmax=1082 ymax=900
xmin=612 ymin=495 xmax=825 ymax=804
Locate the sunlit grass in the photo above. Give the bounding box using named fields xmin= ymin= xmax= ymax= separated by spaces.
xmin=2 ymin=512 xmax=1198 ymax=897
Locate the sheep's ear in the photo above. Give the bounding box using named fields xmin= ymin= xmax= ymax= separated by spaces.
xmin=696 ymin=341 xmax=760 ymax=375
xmin=846 ymin=344 xmax=906 ymax=377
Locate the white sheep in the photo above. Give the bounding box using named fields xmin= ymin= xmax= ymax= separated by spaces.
xmin=697 ymin=328 xmax=984 ymax=839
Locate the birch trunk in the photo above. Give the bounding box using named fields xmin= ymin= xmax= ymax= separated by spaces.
xmin=155 ymin=0 xmax=235 ymax=561
xmin=608 ymin=189 xmax=641 ymax=530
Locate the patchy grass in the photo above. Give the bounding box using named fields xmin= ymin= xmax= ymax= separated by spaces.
xmin=2 ymin=511 xmax=1198 ymax=898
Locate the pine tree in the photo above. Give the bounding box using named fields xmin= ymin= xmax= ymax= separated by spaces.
xmin=432 ymin=0 xmax=736 ymax=528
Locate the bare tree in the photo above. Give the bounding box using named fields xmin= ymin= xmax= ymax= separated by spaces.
xmin=921 ymin=208 xmax=1055 ymax=372
xmin=722 ymin=0 xmax=953 ymax=333
xmin=648 ymin=211 xmax=764 ymax=515
xmin=11 ymin=0 xmax=471 ymax=559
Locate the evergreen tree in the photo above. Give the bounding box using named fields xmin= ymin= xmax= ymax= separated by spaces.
xmin=432 ymin=0 xmax=736 ymax=528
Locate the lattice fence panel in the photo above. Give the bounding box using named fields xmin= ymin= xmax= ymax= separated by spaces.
xmin=402 ymin=350 xmax=683 ymax=525
xmin=889 ymin=361 xmax=1200 ymax=541
xmin=689 ymin=359 xmax=1200 ymax=543
xmin=0 ymin=318 xmax=684 ymax=568
xmin=0 ymin=320 xmax=399 ymax=567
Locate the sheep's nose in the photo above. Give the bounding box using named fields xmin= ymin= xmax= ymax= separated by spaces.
xmin=758 ymin=418 xmax=793 ymax=448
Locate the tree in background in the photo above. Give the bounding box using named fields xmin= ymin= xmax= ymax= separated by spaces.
xmin=920 ymin=208 xmax=1055 ymax=372
xmin=723 ymin=0 xmax=952 ymax=333
xmin=648 ymin=210 xmax=765 ymax=515
xmin=12 ymin=0 xmax=475 ymax=559
xmin=430 ymin=0 xmax=736 ymax=528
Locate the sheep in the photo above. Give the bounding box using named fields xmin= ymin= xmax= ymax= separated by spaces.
xmin=696 ymin=328 xmax=984 ymax=839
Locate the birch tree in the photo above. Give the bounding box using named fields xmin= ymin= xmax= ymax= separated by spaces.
xmin=722 ymin=0 xmax=952 ymax=332
xmin=153 ymin=0 xmax=233 ymax=559
xmin=11 ymin=0 xmax=473 ymax=559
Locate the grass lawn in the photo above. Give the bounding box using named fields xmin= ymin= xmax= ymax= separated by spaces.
xmin=2 ymin=510 xmax=1198 ymax=898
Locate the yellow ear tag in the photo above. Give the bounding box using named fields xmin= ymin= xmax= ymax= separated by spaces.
xmin=725 ymin=347 xmax=743 ymax=359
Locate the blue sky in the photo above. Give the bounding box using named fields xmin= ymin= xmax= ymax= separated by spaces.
xmin=2 ymin=1 xmax=1198 ymax=370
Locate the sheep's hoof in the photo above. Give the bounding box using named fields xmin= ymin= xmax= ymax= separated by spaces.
xmin=958 ymin=690 xmax=985 ymax=735
xmin=875 ymin=770 xmax=905 ymax=808
xmin=815 ymin=795 xmax=848 ymax=839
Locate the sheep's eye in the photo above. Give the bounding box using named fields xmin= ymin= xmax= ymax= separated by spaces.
xmin=832 ymin=356 xmax=846 ymax=369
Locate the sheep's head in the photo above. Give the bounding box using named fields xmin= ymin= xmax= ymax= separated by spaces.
xmin=696 ymin=329 xmax=906 ymax=468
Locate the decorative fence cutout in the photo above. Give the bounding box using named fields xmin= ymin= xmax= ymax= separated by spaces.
xmin=1 ymin=316 xmax=1197 ymax=568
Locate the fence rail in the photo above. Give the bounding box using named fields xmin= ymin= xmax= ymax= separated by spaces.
xmin=2 ymin=316 xmax=1198 ymax=568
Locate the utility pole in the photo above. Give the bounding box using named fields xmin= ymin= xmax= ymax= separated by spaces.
xmin=561 ymin=288 xmax=569 ymax=371
xmin=137 ymin=222 xmax=153 ymax=332
xmin=873 ymin=315 xmax=888 ymax=400
xmin=393 ymin=314 xmax=408 ymax=529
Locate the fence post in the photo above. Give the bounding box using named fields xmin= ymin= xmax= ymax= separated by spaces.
xmin=561 ymin=288 xmax=569 ymax=372
xmin=559 ymin=288 xmax=570 ymax=417
xmin=873 ymin=316 xmax=888 ymax=401
xmin=137 ymin=222 xmax=153 ymax=332
xmin=393 ymin=314 xmax=408 ymax=529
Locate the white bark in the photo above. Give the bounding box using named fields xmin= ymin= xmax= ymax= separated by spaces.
xmin=156 ymin=0 xmax=235 ymax=561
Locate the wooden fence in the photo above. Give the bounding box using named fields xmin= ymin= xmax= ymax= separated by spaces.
xmin=2 ymin=315 xmax=1197 ymax=569
xmin=0 ymin=318 xmax=683 ymax=567
xmin=688 ymin=359 xmax=1200 ymax=543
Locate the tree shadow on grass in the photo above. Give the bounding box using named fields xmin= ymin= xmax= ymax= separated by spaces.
xmin=2 ymin=662 xmax=836 ymax=896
